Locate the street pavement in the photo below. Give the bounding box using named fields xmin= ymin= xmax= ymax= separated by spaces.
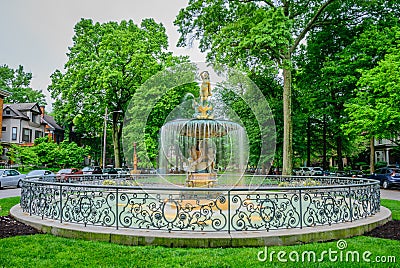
xmin=380 ymin=189 xmax=400 ymax=201
xmin=0 ymin=188 xmax=21 ymax=199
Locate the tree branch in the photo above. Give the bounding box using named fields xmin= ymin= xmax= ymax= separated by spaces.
xmin=290 ymin=0 xmax=336 ymax=54
xmin=264 ymin=0 xmax=275 ymax=8
xmin=234 ymin=0 xmax=276 ymax=8
xmin=290 ymin=0 xmax=312 ymax=19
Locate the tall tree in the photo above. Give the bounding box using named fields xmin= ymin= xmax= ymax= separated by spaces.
xmin=295 ymin=17 xmax=363 ymax=170
xmin=218 ymin=72 xmax=281 ymax=172
xmin=49 ymin=19 xmax=176 ymax=167
xmin=296 ymin=8 xmax=399 ymax=170
xmin=345 ymin=28 xmax=400 ymax=171
xmin=0 ymin=64 xmax=46 ymax=105
xmin=175 ymin=0 xmax=395 ymax=174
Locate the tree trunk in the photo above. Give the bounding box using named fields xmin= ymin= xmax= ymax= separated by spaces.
xmin=307 ymin=117 xmax=311 ymax=167
xmin=336 ymin=136 xmax=343 ymax=171
xmin=322 ymin=114 xmax=327 ymax=170
xmin=282 ymin=66 xmax=293 ymax=175
xmin=370 ymin=136 xmax=375 ymax=174
xmin=112 ymin=112 xmax=123 ymax=168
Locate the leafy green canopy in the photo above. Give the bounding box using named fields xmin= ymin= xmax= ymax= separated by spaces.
xmin=295 ymin=11 xmax=400 ymax=169
xmin=346 ymin=28 xmax=400 ymax=140
xmin=49 ymin=18 xmax=170 ymax=128
xmin=0 ymin=64 xmax=46 ymax=105
xmin=143 ymin=83 xmax=199 ymax=166
xmin=49 ymin=18 xmax=182 ymax=167
xmin=7 ymin=137 xmax=90 ymax=168
xmin=174 ymin=0 xmax=395 ymax=174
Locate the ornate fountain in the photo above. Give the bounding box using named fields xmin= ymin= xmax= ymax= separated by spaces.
xmin=159 ymin=71 xmax=247 ymax=187
xmin=16 ymin=65 xmax=383 ymax=248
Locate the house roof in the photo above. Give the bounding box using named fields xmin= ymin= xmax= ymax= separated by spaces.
xmin=0 ymin=89 xmax=11 ymax=98
xmin=3 ymin=104 xmax=30 ymax=120
xmin=3 ymin=102 xmax=64 ymax=130
xmin=6 ymin=102 xmax=39 ymax=111
xmin=43 ymin=114 xmax=63 ymax=130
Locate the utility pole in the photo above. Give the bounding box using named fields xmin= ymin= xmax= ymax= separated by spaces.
xmin=102 ymin=107 xmax=107 ymax=169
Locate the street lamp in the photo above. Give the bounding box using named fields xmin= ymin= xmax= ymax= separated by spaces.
xmin=102 ymin=108 xmax=122 ymax=169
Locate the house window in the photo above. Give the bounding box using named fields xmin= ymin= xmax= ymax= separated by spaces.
xmin=12 ymin=127 xmax=17 ymax=140
xmin=5 ymin=110 xmax=10 ymax=115
xmin=1 ymin=127 xmax=6 ymax=131
xmin=35 ymin=130 xmax=42 ymax=140
xmin=32 ymin=113 xmax=39 ymax=123
xmin=22 ymin=128 xmax=31 ymax=142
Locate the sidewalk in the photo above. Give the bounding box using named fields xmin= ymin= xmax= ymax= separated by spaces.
xmin=381 ymin=189 xmax=400 ymax=201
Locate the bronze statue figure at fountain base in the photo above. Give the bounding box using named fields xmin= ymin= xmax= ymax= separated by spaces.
xmin=185 ymin=138 xmax=217 ymax=187
xmin=186 ymin=173 xmax=217 ymax=187
xmin=184 ymin=71 xmax=218 ymax=187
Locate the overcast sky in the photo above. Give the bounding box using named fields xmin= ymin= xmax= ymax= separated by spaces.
xmin=0 ymin=0 xmax=205 ymax=109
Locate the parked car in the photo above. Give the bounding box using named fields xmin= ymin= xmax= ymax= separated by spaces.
xmin=56 ymin=168 xmax=83 ymax=181
xmin=295 ymin=167 xmax=323 ymax=176
xmin=295 ymin=167 xmax=310 ymax=176
xmin=82 ymin=166 xmax=103 ymax=175
xmin=82 ymin=166 xmax=93 ymax=175
xmin=322 ymin=170 xmax=332 ymax=176
xmin=115 ymin=167 xmax=129 ymax=175
xmin=369 ymin=167 xmax=400 ymax=189
xmin=0 ymin=169 xmax=26 ymax=189
xmin=26 ymin=170 xmax=55 ymax=181
xmin=309 ymin=167 xmax=324 ymax=176
xmin=345 ymin=170 xmax=366 ymax=178
xmin=102 ymin=167 xmax=118 ymax=175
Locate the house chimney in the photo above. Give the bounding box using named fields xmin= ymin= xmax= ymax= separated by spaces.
xmin=40 ymin=106 xmax=45 ymax=119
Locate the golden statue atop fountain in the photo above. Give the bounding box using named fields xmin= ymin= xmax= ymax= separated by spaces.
xmin=194 ymin=71 xmax=214 ymax=119
xmin=200 ymin=71 xmax=212 ymax=102
xmin=184 ymin=71 xmax=217 ymax=187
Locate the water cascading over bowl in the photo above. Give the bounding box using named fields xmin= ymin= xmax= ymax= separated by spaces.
xmin=159 ymin=118 xmax=247 ymax=184
xmin=158 ymin=71 xmax=248 ymax=187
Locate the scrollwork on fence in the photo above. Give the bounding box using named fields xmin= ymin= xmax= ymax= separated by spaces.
xmin=20 ymin=175 xmax=380 ymax=233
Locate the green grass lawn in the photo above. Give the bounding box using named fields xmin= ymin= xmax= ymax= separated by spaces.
xmin=0 ymin=197 xmax=399 ymax=267
xmin=0 ymin=196 xmax=20 ymax=216
xmin=381 ymin=199 xmax=400 ymax=220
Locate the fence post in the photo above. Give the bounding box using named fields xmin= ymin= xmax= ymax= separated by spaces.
xmin=29 ymin=182 xmax=32 ymax=216
xmin=349 ymin=186 xmax=352 ymax=222
xmin=228 ymin=190 xmax=231 ymax=234
xmin=60 ymin=185 xmax=63 ymax=223
xmin=116 ymin=188 xmax=119 ymax=230
xmin=299 ymin=189 xmax=302 ymax=229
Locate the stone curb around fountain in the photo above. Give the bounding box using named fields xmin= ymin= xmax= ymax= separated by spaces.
xmin=10 ymin=205 xmax=391 ymax=248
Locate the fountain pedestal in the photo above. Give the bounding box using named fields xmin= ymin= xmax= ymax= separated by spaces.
xmin=186 ymin=172 xmax=217 ymax=187
xmin=159 ymin=71 xmax=246 ymax=188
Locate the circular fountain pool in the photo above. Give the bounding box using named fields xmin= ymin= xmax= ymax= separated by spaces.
xmin=12 ymin=174 xmax=389 ymax=247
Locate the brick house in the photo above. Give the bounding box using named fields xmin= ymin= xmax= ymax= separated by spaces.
xmin=40 ymin=106 xmax=64 ymax=144
xmin=0 ymin=89 xmax=11 ymax=141
xmin=1 ymin=103 xmax=45 ymax=145
xmin=0 ymin=102 xmax=65 ymax=164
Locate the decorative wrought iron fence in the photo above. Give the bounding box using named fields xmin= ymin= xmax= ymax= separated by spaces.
xmin=20 ymin=175 xmax=380 ymax=233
